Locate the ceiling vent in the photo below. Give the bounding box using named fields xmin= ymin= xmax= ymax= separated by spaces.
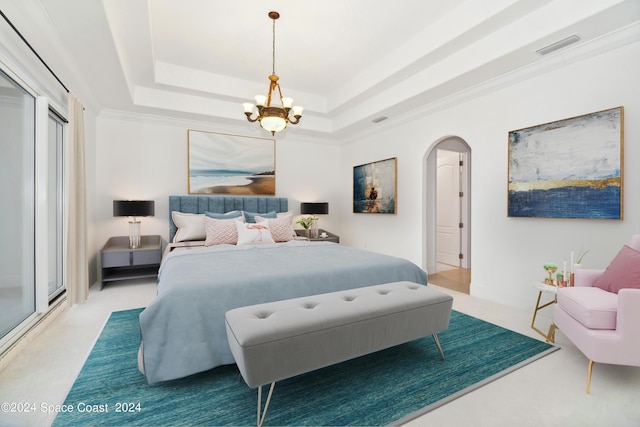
xmin=536 ymin=34 xmax=580 ymax=55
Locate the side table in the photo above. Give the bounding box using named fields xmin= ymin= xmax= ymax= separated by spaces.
xmin=295 ymin=229 xmax=340 ymax=243
xmin=101 ymin=235 xmax=162 ymax=290
xmin=531 ymin=281 xmax=558 ymax=343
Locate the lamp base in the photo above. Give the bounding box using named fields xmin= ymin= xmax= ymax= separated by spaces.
xmin=129 ymin=220 xmax=141 ymax=248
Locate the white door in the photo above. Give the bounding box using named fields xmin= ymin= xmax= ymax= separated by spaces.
xmin=436 ymin=150 xmax=461 ymax=267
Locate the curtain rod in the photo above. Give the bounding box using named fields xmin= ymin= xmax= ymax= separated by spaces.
xmin=0 ymin=10 xmax=70 ymax=93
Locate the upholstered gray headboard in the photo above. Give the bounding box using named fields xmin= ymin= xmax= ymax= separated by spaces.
xmin=168 ymin=195 xmax=288 ymax=242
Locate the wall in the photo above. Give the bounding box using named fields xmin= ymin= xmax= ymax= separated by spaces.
xmin=93 ymin=113 xmax=342 ymax=278
xmin=340 ymin=37 xmax=640 ymax=310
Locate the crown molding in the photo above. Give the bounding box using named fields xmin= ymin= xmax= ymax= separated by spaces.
xmin=337 ymin=22 xmax=640 ymax=145
xmin=97 ymin=108 xmax=340 ymax=146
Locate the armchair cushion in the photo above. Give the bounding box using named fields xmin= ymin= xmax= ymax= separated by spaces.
xmin=556 ymin=287 xmax=617 ymax=330
xmin=593 ymin=245 xmax=640 ymax=294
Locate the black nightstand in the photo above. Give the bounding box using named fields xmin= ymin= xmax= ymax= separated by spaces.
xmin=295 ymin=229 xmax=340 ymax=243
xmin=100 ymin=235 xmax=162 ymax=289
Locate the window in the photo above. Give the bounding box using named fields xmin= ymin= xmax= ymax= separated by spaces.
xmin=0 ymin=68 xmax=36 ymax=340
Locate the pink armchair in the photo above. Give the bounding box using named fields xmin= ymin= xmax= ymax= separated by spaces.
xmin=553 ymin=235 xmax=640 ymax=393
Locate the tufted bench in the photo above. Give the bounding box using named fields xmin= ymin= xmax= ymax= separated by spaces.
xmin=225 ymin=281 xmax=453 ymax=426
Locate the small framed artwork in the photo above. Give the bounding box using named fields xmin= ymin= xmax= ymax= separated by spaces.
xmin=508 ymin=106 xmax=623 ymax=219
xmin=353 ymin=157 xmax=397 ymax=214
xmin=187 ymin=130 xmax=275 ymax=195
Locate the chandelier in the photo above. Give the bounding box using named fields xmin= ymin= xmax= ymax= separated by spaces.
xmin=242 ymin=11 xmax=303 ymax=135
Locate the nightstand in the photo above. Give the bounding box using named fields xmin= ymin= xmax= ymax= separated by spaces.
xmin=295 ymin=229 xmax=340 ymax=243
xmin=100 ymin=235 xmax=162 ymax=289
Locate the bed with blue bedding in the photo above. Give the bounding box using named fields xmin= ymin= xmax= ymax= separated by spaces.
xmin=138 ymin=195 xmax=428 ymax=384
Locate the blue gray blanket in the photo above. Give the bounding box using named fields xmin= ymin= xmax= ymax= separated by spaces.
xmin=139 ymin=241 xmax=427 ymax=384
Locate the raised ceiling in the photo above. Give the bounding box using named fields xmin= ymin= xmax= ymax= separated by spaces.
xmin=39 ymin=0 xmax=640 ymax=142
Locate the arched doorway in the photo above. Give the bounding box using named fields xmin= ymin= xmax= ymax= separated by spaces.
xmin=423 ymin=136 xmax=471 ymax=293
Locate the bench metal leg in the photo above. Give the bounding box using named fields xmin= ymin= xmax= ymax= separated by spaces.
xmin=433 ymin=333 xmax=445 ymax=360
xmin=257 ymin=381 xmax=276 ymax=427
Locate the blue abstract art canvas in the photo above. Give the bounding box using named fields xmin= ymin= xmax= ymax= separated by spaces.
xmin=508 ymin=107 xmax=623 ymax=219
xmin=353 ymin=157 xmax=397 ymax=214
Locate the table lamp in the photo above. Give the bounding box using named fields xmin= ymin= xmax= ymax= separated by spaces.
xmin=300 ymin=202 xmax=329 ymax=238
xmin=113 ymin=200 xmax=155 ymax=248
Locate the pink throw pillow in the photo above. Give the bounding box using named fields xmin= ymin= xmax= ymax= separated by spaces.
xmin=593 ymin=245 xmax=640 ymax=294
xmin=204 ymin=217 xmax=239 ymax=246
xmin=255 ymin=212 xmax=295 ymax=242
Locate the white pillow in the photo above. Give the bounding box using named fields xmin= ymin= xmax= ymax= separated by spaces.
xmin=204 ymin=217 xmax=239 ymax=246
xmin=255 ymin=211 xmax=295 ymax=242
xmin=236 ymin=221 xmax=275 ymax=245
xmin=172 ymin=212 xmax=205 ymax=243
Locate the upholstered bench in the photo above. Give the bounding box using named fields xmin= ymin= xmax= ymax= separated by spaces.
xmin=225 ymin=281 xmax=453 ymax=426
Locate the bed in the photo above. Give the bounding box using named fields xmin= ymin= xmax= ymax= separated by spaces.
xmin=139 ymin=195 xmax=428 ymax=384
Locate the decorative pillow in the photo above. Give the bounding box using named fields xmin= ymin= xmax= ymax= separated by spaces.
xmin=172 ymin=212 xmax=205 ymax=243
xmin=593 ymin=245 xmax=640 ymax=294
xmin=255 ymin=211 xmax=295 ymax=242
xmin=236 ymin=221 xmax=275 ymax=245
xmin=204 ymin=210 xmax=243 ymax=220
xmin=243 ymin=210 xmax=277 ymax=224
xmin=204 ymin=217 xmax=239 ymax=246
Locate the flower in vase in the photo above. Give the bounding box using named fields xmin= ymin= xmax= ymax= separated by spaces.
xmin=296 ymin=216 xmax=316 ymax=230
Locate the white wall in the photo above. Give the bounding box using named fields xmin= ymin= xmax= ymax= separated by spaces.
xmin=3 ymin=0 xmax=637 ymax=324
xmin=340 ymin=38 xmax=640 ymax=310
xmin=93 ymin=113 xmax=342 ymax=268
xmin=95 ymin=36 xmax=640 ymax=311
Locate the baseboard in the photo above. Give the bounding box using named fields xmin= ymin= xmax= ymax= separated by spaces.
xmin=0 ymin=296 xmax=68 ymax=374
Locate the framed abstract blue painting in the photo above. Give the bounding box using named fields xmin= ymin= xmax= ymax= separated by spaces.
xmin=353 ymin=157 xmax=397 ymax=214
xmin=508 ymin=107 xmax=623 ymax=219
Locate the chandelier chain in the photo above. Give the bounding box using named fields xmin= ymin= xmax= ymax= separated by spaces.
xmin=272 ymin=16 xmax=276 ymax=76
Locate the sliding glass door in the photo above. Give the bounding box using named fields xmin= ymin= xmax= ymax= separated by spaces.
xmin=0 ymin=69 xmax=36 ymax=339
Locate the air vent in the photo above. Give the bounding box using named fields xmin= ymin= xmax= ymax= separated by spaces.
xmin=536 ymin=34 xmax=580 ymax=55
xmin=372 ymin=116 xmax=388 ymax=123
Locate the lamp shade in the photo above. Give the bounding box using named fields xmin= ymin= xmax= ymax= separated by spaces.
xmin=113 ymin=200 xmax=155 ymax=217
xmin=300 ymin=202 xmax=329 ymax=215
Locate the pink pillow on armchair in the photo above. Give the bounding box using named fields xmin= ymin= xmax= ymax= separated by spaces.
xmin=593 ymin=245 xmax=640 ymax=293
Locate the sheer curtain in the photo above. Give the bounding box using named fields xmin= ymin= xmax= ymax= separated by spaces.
xmin=66 ymin=92 xmax=88 ymax=306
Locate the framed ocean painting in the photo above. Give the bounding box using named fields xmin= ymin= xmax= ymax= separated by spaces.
xmin=353 ymin=157 xmax=397 ymax=214
xmin=187 ymin=130 xmax=275 ymax=195
xmin=508 ymin=107 xmax=623 ymax=219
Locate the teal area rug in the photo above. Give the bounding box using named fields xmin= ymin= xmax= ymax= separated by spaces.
xmin=54 ymin=308 xmax=557 ymax=426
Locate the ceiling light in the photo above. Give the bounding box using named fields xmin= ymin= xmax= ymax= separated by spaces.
xmin=242 ymin=11 xmax=303 ymax=135
xmin=535 ymin=34 xmax=580 ymax=55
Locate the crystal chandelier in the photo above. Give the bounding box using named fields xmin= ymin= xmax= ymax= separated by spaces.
xmin=242 ymin=11 xmax=303 ymax=135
